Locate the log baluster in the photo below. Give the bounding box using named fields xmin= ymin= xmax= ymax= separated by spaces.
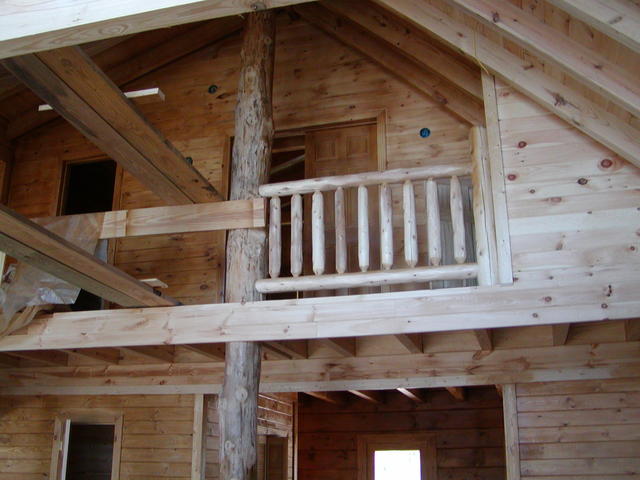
xmin=450 ymin=175 xmax=466 ymax=264
xmin=357 ymin=185 xmax=370 ymax=272
xmin=268 ymin=196 xmax=281 ymax=278
xmin=335 ymin=187 xmax=347 ymax=274
xmin=380 ymin=183 xmax=394 ymax=270
xmin=312 ymin=190 xmax=325 ymax=275
xmin=425 ymin=178 xmax=441 ymax=266
xmin=402 ymin=180 xmax=418 ymax=267
xmin=290 ymin=193 xmax=303 ymax=277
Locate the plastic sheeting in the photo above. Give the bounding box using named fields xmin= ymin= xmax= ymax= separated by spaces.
xmin=0 ymin=213 xmax=104 ymax=336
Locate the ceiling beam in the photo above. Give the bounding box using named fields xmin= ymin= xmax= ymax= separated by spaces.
xmin=294 ymin=4 xmax=484 ymax=125
xmin=8 ymin=16 xmax=244 ymax=139
xmin=0 ymin=203 xmax=176 ymax=308
xmin=263 ymin=340 xmax=308 ymax=359
xmin=397 ymin=387 xmax=428 ymax=403
xmin=474 ymin=329 xmax=493 ymax=351
xmin=3 ymin=48 xmax=222 ymax=204
xmin=6 ymin=350 xmax=68 ymax=367
xmin=304 ymin=391 xmax=346 ymax=404
xmin=395 ymin=333 xmax=423 ymax=354
xmin=121 ymin=346 xmax=175 ymax=363
xmin=625 ymin=319 xmax=640 ymax=341
xmin=446 ymin=0 xmax=640 ymax=118
xmin=446 ymin=386 xmax=465 ymax=401
xmin=0 ymin=0 xmax=314 ymax=60
xmin=181 ymin=344 xmax=226 ymax=362
xmin=318 ymin=337 xmax=356 ymax=357
xmin=547 ymin=0 xmax=640 ymax=55
xmin=62 ymin=348 xmax=121 ymax=365
xmin=373 ymin=0 xmax=640 ymax=169
xmin=551 ymin=324 xmax=571 ymax=346
xmin=349 ymin=390 xmax=385 ymax=404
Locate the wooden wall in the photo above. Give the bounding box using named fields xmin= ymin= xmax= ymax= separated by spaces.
xmin=496 ymin=81 xmax=640 ymax=284
xmin=515 ymin=377 xmax=640 ymax=479
xmin=0 ymin=394 xmax=195 ymax=479
xmin=298 ymin=387 xmax=505 ymax=480
xmin=7 ymin=14 xmax=469 ymax=305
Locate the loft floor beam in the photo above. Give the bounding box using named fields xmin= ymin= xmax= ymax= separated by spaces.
xmin=294 ymin=4 xmax=484 ymax=125
xmin=0 ymin=0 xmax=313 ymax=60
xmin=373 ymin=0 xmax=640 ymax=168
xmin=0 ymin=204 xmax=175 ymax=308
xmin=3 ymin=47 xmax=221 ymax=204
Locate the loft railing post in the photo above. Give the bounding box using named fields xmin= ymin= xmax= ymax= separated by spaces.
xmin=312 ymin=190 xmax=325 ymax=275
xmin=402 ymin=180 xmax=418 ymax=267
xmin=290 ymin=193 xmax=303 ymax=277
xmin=335 ymin=187 xmax=347 ymax=274
xmin=425 ymin=178 xmax=441 ymax=266
xmin=268 ymin=196 xmax=281 ymax=279
xmin=450 ymin=175 xmax=466 ymax=264
xmin=379 ymin=183 xmax=393 ymax=270
xmin=357 ymin=185 xmax=370 ymax=272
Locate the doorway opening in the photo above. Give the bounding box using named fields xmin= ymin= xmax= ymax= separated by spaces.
xmin=59 ymin=159 xmax=117 ymax=310
xmin=66 ymin=424 xmax=116 ymax=480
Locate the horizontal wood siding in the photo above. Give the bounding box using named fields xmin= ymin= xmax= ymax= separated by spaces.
xmin=298 ymin=387 xmax=505 ymax=480
xmin=517 ymin=377 xmax=640 ymax=479
xmin=0 ymin=394 xmax=195 ymax=479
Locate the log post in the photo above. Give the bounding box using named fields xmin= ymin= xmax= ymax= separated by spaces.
xmin=219 ymin=11 xmax=275 ymax=480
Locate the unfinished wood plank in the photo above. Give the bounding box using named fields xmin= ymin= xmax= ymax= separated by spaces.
xmin=62 ymin=348 xmax=120 ymax=365
xmin=449 ymin=0 xmax=640 ymax=117
xmin=0 ymin=0 xmax=313 ymax=59
xmin=552 ymin=324 xmax=571 ymax=346
xmin=269 ymin=197 xmax=281 ymax=279
xmin=7 ymin=350 xmax=68 ymax=367
xmin=290 ymin=193 xmax=303 ymax=277
xmin=318 ymin=338 xmax=356 ymax=357
xmin=396 ymin=388 xmax=428 ymax=403
xmin=395 ymin=333 xmax=423 ymax=354
xmin=262 ymin=340 xmax=307 ymax=360
xmin=625 ymin=319 xmax=640 ymax=341
xmin=349 ymin=390 xmax=384 ymax=404
xmin=373 ymin=0 xmax=640 ymax=168
xmin=38 ymin=87 xmax=165 ymax=111
xmin=121 ymin=346 xmax=174 ymax=363
xmin=255 ymin=264 xmax=479 ymax=293
xmin=191 ymin=394 xmax=206 ymax=480
xmin=0 ymin=204 xmax=175 ymax=307
xmin=294 ymin=3 xmax=484 ymax=125
xmin=181 ymin=344 xmax=225 ymax=362
xmin=334 ymin=187 xmax=347 ymax=274
xmin=503 ymin=384 xmax=521 ymax=480
xmin=450 ymin=176 xmax=466 ymax=264
xmin=357 ymin=185 xmax=370 ymax=272
xmin=547 ymin=0 xmax=640 ymax=55
xmin=446 ymin=386 xmax=465 ymax=401
xmin=305 ymin=392 xmax=346 ymax=405
xmin=474 ymin=329 xmax=493 ymax=352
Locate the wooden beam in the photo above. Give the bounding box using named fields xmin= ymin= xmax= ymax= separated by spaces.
xmin=263 ymin=341 xmax=307 ymax=360
xmin=120 ymin=346 xmax=175 ymax=363
xmin=6 ymin=350 xmax=68 ymax=366
xmin=445 ymin=386 xmax=465 ymax=401
xmin=3 ymin=48 xmax=221 ymax=204
xmin=625 ymin=319 xmax=640 ymax=341
xmin=35 ymin=198 xmax=266 ymax=240
xmin=219 ymin=11 xmax=276 ymax=480
xmin=304 ymin=391 xmax=346 ymax=405
xmin=0 ymin=0 xmax=313 ymax=60
xmin=396 ymin=388 xmax=428 ymax=403
xmin=294 ymin=3 xmax=484 ymax=125
xmin=182 ymin=344 xmax=225 ymax=362
xmin=61 ymin=348 xmax=120 ymax=365
xmin=447 ymin=0 xmax=640 ymax=118
xmin=502 ymin=384 xmax=521 ymax=480
xmin=0 ymin=268 xmax=636 ymax=351
xmin=191 ymin=394 xmax=207 ymax=480
xmin=318 ymin=337 xmax=356 ymax=357
xmin=474 ymin=329 xmax=493 ymax=351
xmin=373 ymin=0 xmax=640 ymax=168
xmin=0 ymin=204 xmax=176 ymax=308
xmin=547 ymin=0 xmax=640 ymax=55
xmin=1 ymin=341 xmax=637 ymax=395
xmin=38 ymin=87 xmax=165 ymax=111
xmin=551 ymin=323 xmax=571 ymax=346
xmin=349 ymin=390 xmax=385 ymax=404
xmin=395 ymin=333 xmax=423 ymax=354
xmin=0 ymin=353 xmax=20 ymax=368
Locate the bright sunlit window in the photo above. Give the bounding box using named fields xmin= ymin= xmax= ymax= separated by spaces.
xmin=374 ymin=450 xmax=421 ymax=480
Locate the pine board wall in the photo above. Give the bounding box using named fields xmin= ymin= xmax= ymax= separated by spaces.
xmin=7 ymin=14 xmax=470 ymax=305
xmin=515 ymin=377 xmax=640 ymax=479
xmin=298 ymin=387 xmax=505 ymax=480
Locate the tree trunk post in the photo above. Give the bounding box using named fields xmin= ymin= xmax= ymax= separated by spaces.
xmin=219 ymin=10 xmax=275 ymax=480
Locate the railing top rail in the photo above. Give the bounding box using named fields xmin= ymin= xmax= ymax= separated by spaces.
xmin=259 ymin=163 xmax=472 ymax=197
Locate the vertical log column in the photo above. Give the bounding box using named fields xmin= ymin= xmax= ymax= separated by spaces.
xmin=219 ymin=11 xmax=275 ymax=480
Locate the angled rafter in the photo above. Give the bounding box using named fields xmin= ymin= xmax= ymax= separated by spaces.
xmin=263 ymin=340 xmax=308 ymax=360
xmin=474 ymin=329 xmax=493 ymax=351
xmin=547 ymin=0 xmax=640 ymax=55
xmin=0 ymin=204 xmax=176 ymax=307
xmin=625 ymin=319 xmax=640 ymax=341
xmin=318 ymin=337 xmax=357 ymax=357
xmin=446 ymin=386 xmax=465 ymax=401
xmin=397 ymin=387 xmax=428 ymax=403
xmin=3 ymin=47 xmax=222 ymax=204
xmin=551 ymin=324 xmax=571 ymax=346
xmin=304 ymin=391 xmax=346 ymax=405
xmin=6 ymin=350 xmax=68 ymax=367
xmin=62 ymin=348 xmax=121 ymax=365
xmin=349 ymin=390 xmax=385 ymax=404
xmin=294 ymin=3 xmax=484 ymax=125
xmin=447 ymin=0 xmax=640 ymax=118
xmin=395 ymin=333 xmax=423 ymax=354
xmin=181 ymin=344 xmax=226 ymax=362
xmin=0 ymin=0 xmax=314 ymax=60
xmin=121 ymin=346 xmax=175 ymax=363
xmin=373 ymin=0 xmax=640 ymax=168
xmin=9 ymin=16 xmax=244 ymax=138
xmin=0 ymin=353 xmax=20 ymax=368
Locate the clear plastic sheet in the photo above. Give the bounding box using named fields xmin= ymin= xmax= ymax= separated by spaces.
xmin=0 ymin=213 xmax=104 ymax=336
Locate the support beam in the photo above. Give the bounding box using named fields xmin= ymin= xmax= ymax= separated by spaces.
xmin=6 ymin=350 xmax=68 ymax=367
xmin=395 ymin=333 xmax=423 ymax=354
xmin=625 ymin=319 xmax=640 ymax=341
xmin=62 ymin=348 xmax=121 ymax=365
xmin=0 ymin=204 xmax=176 ymax=308
xmin=294 ymin=4 xmax=484 ymax=126
xmin=121 ymin=346 xmax=175 ymax=363
xmin=349 ymin=390 xmax=385 ymax=404
xmin=551 ymin=324 xmax=571 ymax=346
xmin=318 ymin=337 xmax=356 ymax=357
xmin=502 ymin=384 xmax=521 ymax=480
xmin=263 ymin=341 xmax=307 ymax=360
xmin=474 ymin=329 xmax=493 ymax=351
xmin=0 ymin=353 xmax=20 ymax=368
xmin=0 ymin=0 xmax=313 ymax=59
xmin=191 ymin=394 xmax=207 ymax=480
xmin=304 ymin=391 xmax=346 ymax=405
xmin=0 ymin=268 xmax=636 ymax=351
xmin=547 ymin=0 xmax=640 ymax=55
xmin=396 ymin=388 xmax=428 ymax=403
xmin=447 ymin=0 xmax=640 ymax=118
xmin=446 ymin=386 xmax=465 ymax=401
xmin=373 ymin=0 xmax=640 ymax=168
xmin=38 ymin=87 xmax=165 ymax=111
xmin=182 ymin=344 xmax=226 ymax=362
xmin=219 ymin=11 xmax=275 ymax=480
xmin=3 ymin=47 xmax=222 ymax=204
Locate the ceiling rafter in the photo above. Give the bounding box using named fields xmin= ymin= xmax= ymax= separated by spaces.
xmin=447 ymin=0 xmax=640 ymax=118
xmin=294 ymin=3 xmax=485 ymax=125
xmin=372 ymin=0 xmax=640 ymax=169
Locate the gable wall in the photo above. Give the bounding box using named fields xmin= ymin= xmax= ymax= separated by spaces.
xmin=7 ymin=15 xmax=470 ymax=305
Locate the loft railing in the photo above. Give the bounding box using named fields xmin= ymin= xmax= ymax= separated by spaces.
xmin=256 ymin=126 xmax=495 ymax=295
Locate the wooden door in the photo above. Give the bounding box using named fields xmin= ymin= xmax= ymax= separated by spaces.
xmin=304 ymin=123 xmax=379 ymax=291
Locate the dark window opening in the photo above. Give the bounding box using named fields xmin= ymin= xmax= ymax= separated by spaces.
xmin=66 ymin=424 xmax=115 ymax=480
xmin=60 ymin=160 xmax=117 ymax=311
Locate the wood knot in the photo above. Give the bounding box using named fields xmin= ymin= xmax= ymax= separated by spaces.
xmin=235 ymin=387 xmax=249 ymax=402
xmin=601 ymin=303 xmax=608 ymax=309
xmin=507 ymin=173 xmax=517 ymax=181
xmin=577 ymin=178 xmax=588 ymax=185
xmin=492 ymin=11 xmax=500 ymax=22
xmin=600 ymin=158 xmax=613 ymax=168
xmin=543 ymin=296 xmax=552 ymax=303
xmin=549 ymin=196 xmax=562 ymax=204
xmin=518 ymin=140 xmax=527 ymax=148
